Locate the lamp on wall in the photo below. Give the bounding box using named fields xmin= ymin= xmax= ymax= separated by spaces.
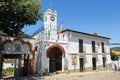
xmin=83 ymin=46 xmax=86 ymax=53
xmin=95 ymin=46 xmax=98 ymax=53
xmin=104 ymin=47 xmax=107 ymax=53
xmin=98 ymin=42 xmax=100 ymax=48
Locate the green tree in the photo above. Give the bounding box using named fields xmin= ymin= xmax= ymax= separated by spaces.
xmin=0 ymin=0 xmax=42 ymax=36
xmin=110 ymin=49 xmax=118 ymax=61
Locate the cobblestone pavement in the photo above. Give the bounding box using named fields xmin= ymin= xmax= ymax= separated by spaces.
xmin=2 ymin=70 xmax=120 ymax=80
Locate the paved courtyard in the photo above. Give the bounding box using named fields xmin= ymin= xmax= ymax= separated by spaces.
xmin=38 ymin=71 xmax=120 ymax=80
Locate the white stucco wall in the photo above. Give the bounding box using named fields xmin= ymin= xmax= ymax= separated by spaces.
xmin=84 ymin=55 xmax=93 ymax=67
xmin=66 ymin=31 xmax=111 ymax=70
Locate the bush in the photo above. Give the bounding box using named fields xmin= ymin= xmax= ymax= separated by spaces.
xmin=3 ymin=67 xmax=14 ymax=76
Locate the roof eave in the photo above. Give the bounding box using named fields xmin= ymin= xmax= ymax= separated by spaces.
xmin=62 ymin=29 xmax=111 ymax=40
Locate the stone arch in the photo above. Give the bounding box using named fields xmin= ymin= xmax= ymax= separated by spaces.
xmin=13 ymin=37 xmax=24 ymax=44
xmin=46 ymin=44 xmax=66 ymax=58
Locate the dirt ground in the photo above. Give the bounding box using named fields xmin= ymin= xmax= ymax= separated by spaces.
xmin=2 ymin=70 xmax=120 ymax=80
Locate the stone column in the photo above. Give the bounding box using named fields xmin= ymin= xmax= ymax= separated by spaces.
xmin=62 ymin=58 xmax=64 ymax=72
xmin=0 ymin=37 xmax=3 ymax=78
xmin=0 ymin=54 xmax=3 ymax=78
xmin=23 ymin=54 xmax=29 ymax=76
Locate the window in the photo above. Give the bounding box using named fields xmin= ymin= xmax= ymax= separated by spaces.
xmin=79 ymin=39 xmax=83 ymax=53
xmin=79 ymin=58 xmax=84 ymax=71
xmin=92 ymin=41 xmax=95 ymax=53
xmin=101 ymin=42 xmax=104 ymax=53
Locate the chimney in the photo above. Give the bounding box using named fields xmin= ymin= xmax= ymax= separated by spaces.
xmin=94 ymin=32 xmax=97 ymax=36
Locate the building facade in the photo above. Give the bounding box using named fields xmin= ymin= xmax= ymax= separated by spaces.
xmin=34 ymin=9 xmax=112 ymax=75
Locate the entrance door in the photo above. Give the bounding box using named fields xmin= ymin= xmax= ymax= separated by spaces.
xmin=92 ymin=58 xmax=96 ymax=70
xmin=79 ymin=58 xmax=84 ymax=72
xmin=103 ymin=57 xmax=106 ymax=67
xmin=49 ymin=58 xmax=56 ymax=72
xmin=49 ymin=47 xmax=62 ymax=73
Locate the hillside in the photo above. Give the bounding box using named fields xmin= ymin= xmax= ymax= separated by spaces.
xmin=111 ymin=47 xmax=120 ymax=51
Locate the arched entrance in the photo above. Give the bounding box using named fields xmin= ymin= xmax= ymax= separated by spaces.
xmin=46 ymin=44 xmax=65 ymax=73
xmin=0 ymin=37 xmax=37 ymax=78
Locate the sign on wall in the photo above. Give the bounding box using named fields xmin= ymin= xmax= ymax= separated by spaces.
xmin=15 ymin=44 xmax=21 ymax=52
xmin=71 ymin=55 xmax=77 ymax=65
xmin=1 ymin=38 xmax=32 ymax=55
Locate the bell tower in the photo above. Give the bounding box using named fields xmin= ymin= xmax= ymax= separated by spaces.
xmin=44 ymin=9 xmax=57 ymax=34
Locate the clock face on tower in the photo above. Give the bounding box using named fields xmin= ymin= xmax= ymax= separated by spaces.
xmin=50 ymin=16 xmax=55 ymax=21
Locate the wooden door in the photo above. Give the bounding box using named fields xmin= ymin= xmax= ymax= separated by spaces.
xmin=92 ymin=58 xmax=96 ymax=70
xmin=103 ymin=57 xmax=106 ymax=67
xmin=80 ymin=58 xmax=84 ymax=71
xmin=49 ymin=58 xmax=56 ymax=73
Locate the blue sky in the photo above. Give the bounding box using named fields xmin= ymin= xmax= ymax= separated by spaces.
xmin=22 ymin=0 xmax=120 ymax=46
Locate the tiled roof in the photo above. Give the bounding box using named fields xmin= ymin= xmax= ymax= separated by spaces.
xmin=62 ymin=29 xmax=110 ymax=39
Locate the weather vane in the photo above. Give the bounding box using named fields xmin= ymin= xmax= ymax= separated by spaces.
xmin=50 ymin=0 xmax=52 ymax=9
